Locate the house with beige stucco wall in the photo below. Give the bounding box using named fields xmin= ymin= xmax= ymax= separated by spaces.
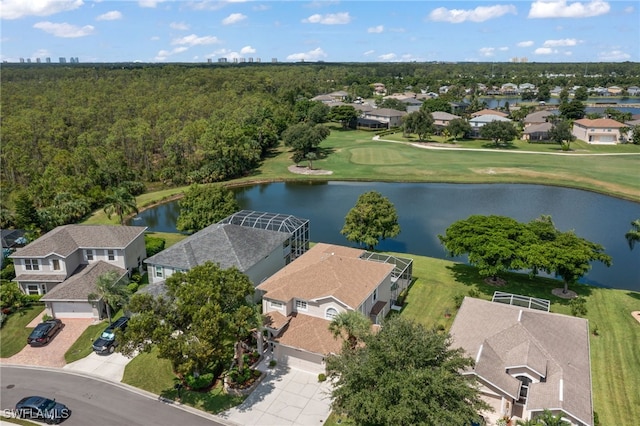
xmin=571 ymin=118 xmax=626 ymax=144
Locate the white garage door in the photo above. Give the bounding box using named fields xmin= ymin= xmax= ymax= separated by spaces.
xmin=51 ymin=302 xmax=94 ymax=318
xmin=278 ymin=346 xmax=325 ymax=374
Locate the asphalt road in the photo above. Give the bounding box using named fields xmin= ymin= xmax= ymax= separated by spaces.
xmin=0 ymin=366 xmax=227 ymax=426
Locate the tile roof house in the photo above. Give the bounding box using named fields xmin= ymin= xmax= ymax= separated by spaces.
xmin=450 ymin=297 xmax=593 ymax=426
xmin=10 ymin=225 xmax=147 ymax=319
xmin=571 ymin=118 xmax=627 ymax=144
xmin=523 ymin=122 xmax=553 ymax=142
xmin=257 ymin=243 xmax=412 ymax=373
xmin=144 ymin=211 xmax=309 ymax=301
xmin=523 ymin=110 xmax=556 ymax=127
xmin=471 ymin=109 xmax=508 ymax=118
xmin=432 ymin=111 xmax=461 ymax=128
xmin=362 ymin=108 xmax=407 ymax=128
xmin=469 ymin=114 xmax=512 ymax=138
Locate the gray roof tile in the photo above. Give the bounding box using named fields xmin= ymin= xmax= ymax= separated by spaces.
xmin=41 ymin=261 xmax=126 ymax=301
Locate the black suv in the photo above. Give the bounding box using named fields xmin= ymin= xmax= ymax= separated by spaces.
xmin=92 ymin=316 xmax=129 ymax=354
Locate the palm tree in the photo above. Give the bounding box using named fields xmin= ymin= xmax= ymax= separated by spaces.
xmin=536 ymin=410 xmax=569 ymax=426
xmin=625 ymin=219 xmax=640 ymax=250
xmin=328 ymin=311 xmax=372 ymax=351
xmin=103 ymin=187 xmax=138 ymax=225
xmin=88 ymin=270 xmax=130 ymax=324
xmin=516 ymin=419 xmax=540 ymax=426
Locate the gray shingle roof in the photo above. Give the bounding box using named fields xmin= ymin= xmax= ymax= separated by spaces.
xmin=41 ymin=261 xmax=126 ymax=301
xmin=144 ymin=223 xmax=289 ymax=272
xmin=450 ymin=297 xmax=593 ymax=426
xmin=10 ymin=225 xmax=147 ymax=258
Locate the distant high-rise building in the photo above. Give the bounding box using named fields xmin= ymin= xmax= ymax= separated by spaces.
xmin=59 ymin=57 xmax=66 ymax=63
xmin=26 ymin=58 xmax=32 ymax=63
xmin=75 ymin=57 xmax=79 ymax=63
xmin=248 ymin=57 xmax=253 ymax=63
xmin=19 ymin=58 xmax=25 ymax=63
xmin=233 ymin=57 xmax=238 ymax=63
xmin=218 ymin=57 xmax=227 ymax=63
xmin=256 ymin=58 xmax=261 ymax=63
xmin=207 ymin=58 xmax=212 ymax=63
xmin=46 ymin=57 xmax=51 ymax=63
xmin=36 ymin=58 xmax=41 ymax=63
xmin=239 ymin=57 xmax=245 ymax=63
xmin=271 ymin=58 xmax=277 ymax=63
xmin=520 ymin=57 xmax=528 ymax=63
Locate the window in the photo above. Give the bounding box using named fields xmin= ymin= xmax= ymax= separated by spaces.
xmin=296 ymin=300 xmax=308 ymax=311
xmin=372 ymin=288 xmax=378 ymax=302
xmin=516 ymin=376 xmax=532 ymax=404
xmin=270 ymin=300 xmax=283 ymax=309
xmin=51 ymin=259 xmax=60 ymax=271
xmin=326 ymin=307 xmax=338 ymax=320
xmin=24 ymin=259 xmax=39 ymax=271
xmin=155 ymin=266 xmax=163 ymax=278
xmin=85 ymin=250 xmax=94 ymax=261
xmin=107 ymin=250 xmax=116 ymax=261
xmin=26 ymin=284 xmax=40 ymax=295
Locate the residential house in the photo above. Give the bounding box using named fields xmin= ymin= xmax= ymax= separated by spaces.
xmin=500 ymin=83 xmax=519 ymax=95
xmin=607 ymin=86 xmax=623 ymax=96
xmin=523 ymin=122 xmax=553 ymax=142
xmin=432 ymin=111 xmax=461 ymax=131
xmin=372 ymin=83 xmax=386 ymax=95
xmin=469 ymin=114 xmax=512 ymax=138
xmin=328 ymin=91 xmax=349 ymax=102
xmin=627 ymin=86 xmax=640 ymax=96
xmin=623 ymin=118 xmax=640 ymax=142
xmin=471 ymin=109 xmax=508 ymax=118
xmin=450 ymin=297 xmax=593 ymax=426
xmin=518 ymin=83 xmax=536 ymax=92
xmin=362 ymin=108 xmax=407 ymax=128
xmin=10 ymin=225 xmax=147 ymax=319
xmin=523 ymin=110 xmax=555 ymax=128
xmin=144 ymin=210 xmax=309 ymax=300
xmin=258 ymin=243 xmax=412 ymax=372
xmin=572 ymin=118 xmax=627 ymax=144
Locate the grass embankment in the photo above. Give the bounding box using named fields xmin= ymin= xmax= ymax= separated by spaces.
xmin=0 ymin=305 xmax=44 ymax=358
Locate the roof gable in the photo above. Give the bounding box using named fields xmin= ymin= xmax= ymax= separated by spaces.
xmin=11 ymin=225 xmax=146 ymax=258
xmin=257 ymin=243 xmax=394 ymax=308
xmin=41 ymin=261 xmax=126 ymax=301
xmin=574 ymin=118 xmax=626 ymax=128
xmin=144 ymin=223 xmax=289 ymax=272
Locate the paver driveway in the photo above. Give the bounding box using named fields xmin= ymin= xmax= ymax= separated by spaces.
xmin=1 ymin=317 xmax=93 ymax=368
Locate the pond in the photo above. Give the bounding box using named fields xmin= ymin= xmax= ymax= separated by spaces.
xmin=129 ymin=182 xmax=640 ymax=292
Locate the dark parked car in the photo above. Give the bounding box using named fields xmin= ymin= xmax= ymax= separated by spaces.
xmin=15 ymin=396 xmax=70 ymax=424
xmin=92 ymin=316 xmax=129 ymax=354
xmin=27 ymin=319 xmax=63 ymax=346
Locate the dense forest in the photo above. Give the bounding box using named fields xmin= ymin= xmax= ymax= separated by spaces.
xmin=1 ymin=61 xmax=638 ymax=231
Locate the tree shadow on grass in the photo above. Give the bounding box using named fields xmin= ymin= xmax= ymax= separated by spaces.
xmin=158 ymin=377 xmax=244 ymax=414
xmin=626 ymin=291 xmax=640 ymax=301
xmin=446 ymin=263 xmax=593 ymax=309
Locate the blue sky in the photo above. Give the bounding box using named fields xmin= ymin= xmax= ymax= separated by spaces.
xmin=1 ymin=1 xmax=638 ymax=63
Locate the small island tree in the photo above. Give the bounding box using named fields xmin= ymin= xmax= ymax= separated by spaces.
xmin=341 ymin=191 xmax=400 ymax=250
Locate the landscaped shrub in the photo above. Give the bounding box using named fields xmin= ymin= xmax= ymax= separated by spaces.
xmin=25 ymin=294 xmax=42 ymax=304
xmin=145 ymin=235 xmax=166 ymax=257
xmin=268 ymin=359 xmax=277 ymax=368
xmin=127 ymin=282 xmax=139 ymax=294
xmin=184 ymin=372 xmax=214 ymax=391
xmin=1 ymin=262 xmax=16 ymax=280
xmin=453 ymin=294 xmax=465 ymax=308
xmin=42 ymin=314 xmax=53 ymax=321
xmin=570 ymin=296 xmax=588 ymax=317
xmin=130 ymin=271 xmax=142 ymax=283
xmin=318 ymin=373 xmax=327 ymax=382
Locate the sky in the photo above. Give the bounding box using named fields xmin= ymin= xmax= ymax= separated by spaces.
xmin=1 ymin=0 xmax=638 ymax=63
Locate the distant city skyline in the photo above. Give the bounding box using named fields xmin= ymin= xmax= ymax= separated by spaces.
xmin=1 ymin=0 xmax=638 ymax=64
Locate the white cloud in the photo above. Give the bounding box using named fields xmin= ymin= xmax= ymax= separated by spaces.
xmin=33 ymin=21 xmax=95 ymax=38
xmin=302 ymin=12 xmax=351 ymax=25
xmin=368 ymin=25 xmax=384 ymax=33
xmin=543 ymin=38 xmax=580 ymax=47
xmin=253 ymin=4 xmax=270 ymax=12
xmin=528 ymin=1 xmax=610 ymax=19
xmin=171 ymin=34 xmax=221 ymax=46
xmin=598 ymin=50 xmax=631 ymax=61
xmin=378 ymin=53 xmax=396 ymax=61
xmin=623 ymin=6 xmax=634 ymax=14
xmin=170 ymin=22 xmax=190 ymax=30
xmin=428 ymin=5 xmax=516 ymax=23
xmin=222 ymin=13 xmax=247 ymax=25
xmin=1 ymin=0 xmax=83 ymax=20
xmin=499 ymin=46 xmax=509 ymax=51
xmin=363 ymin=50 xmax=375 ymax=56
xmin=240 ymin=45 xmax=256 ymax=54
xmin=139 ymin=0 xmax=165 ymax=8
xmin=534 ymin=47 xmax=558 ymax=55
xmin=479 ymin=47 xmax=496 ymax=57
xmin=155 ymin=46 xmax=188 ymax=61
xmin=96 ymin=11 xmax=122 ymax=21
xmin=286 ymin=47 xmax=327 ymax=61
xmin=517 ymin=40 xmax=534 ymax=47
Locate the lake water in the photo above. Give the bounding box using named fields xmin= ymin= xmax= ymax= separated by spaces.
xmin=479 ymin=97 xmax=640 ymax=115
xmin=131 ymin=182 xmax=640 ymax=292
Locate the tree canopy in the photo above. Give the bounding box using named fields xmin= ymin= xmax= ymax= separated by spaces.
xmin=340 ymin=191 xmax=400 ymax=250
xmin=548 ymin=119 xmax=576 ymax=150
xmin=103 ymin=187 xmax=138 ymax=225
xmin=120 ymin=262 xmax=257 ymax=377
xmin=439 ymin=215 xmax=612 ymax=292
xmin=88 ymin=270 xmax=130 ymax=324
xmin=326 ymin=316 xmax=489 ymax=426
xmin=281 ymin=122 xmax=330 ymax=161
xmin=176 ymin=184 xmax=239 ymax=233
xmin=328 ymin=105 xmax=358 ymax=129
xmin=403 ymin=110 xmax=435 ymax=141
xmin=480 ymin=120 xmax=519 ymax=147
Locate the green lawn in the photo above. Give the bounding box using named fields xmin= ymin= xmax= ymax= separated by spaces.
xmin=0 ymin=305 xmax=44 ymax=358
xmin=122 ymin=347 xmax=244 ymax=414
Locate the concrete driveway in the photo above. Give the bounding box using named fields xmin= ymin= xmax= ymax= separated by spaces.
xmin=63 ymin=351 xmax=133 ymax=381
xmin=220 ymin=360 xmax=333 ymax=426
xmin=1 ymin=315 xmax=93 ymax=368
